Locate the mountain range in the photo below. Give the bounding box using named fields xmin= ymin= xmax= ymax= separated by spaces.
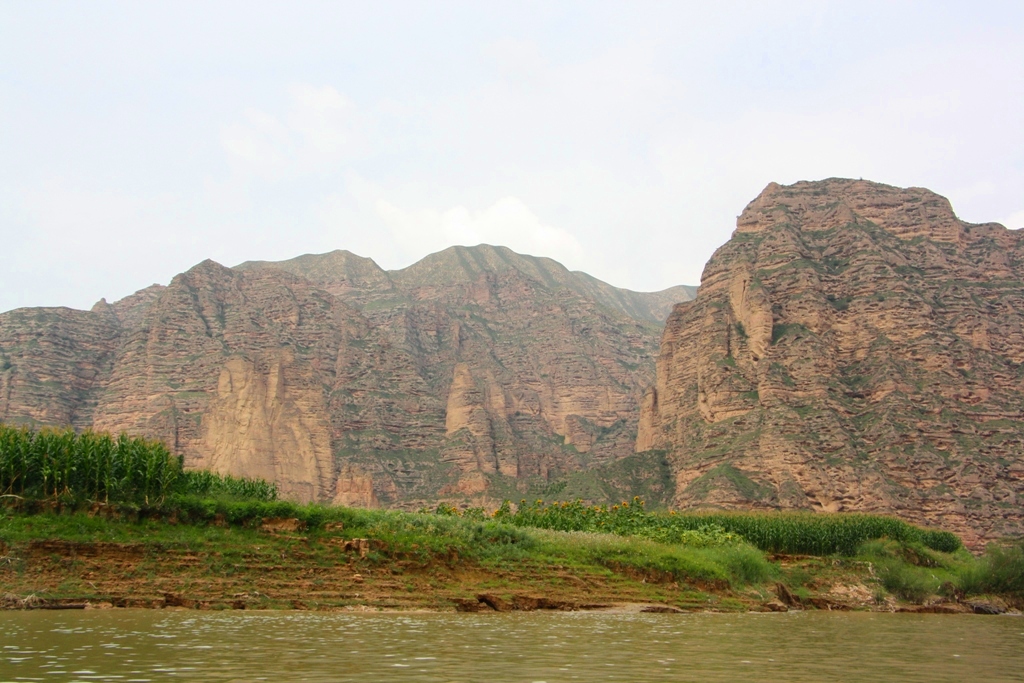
xmin=0 ymin=244 xmax=694 ymax=507
xmin=2 ymin=178 xmax=1022 ymax=545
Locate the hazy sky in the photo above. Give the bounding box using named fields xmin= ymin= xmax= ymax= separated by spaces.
xmin=2 ymin=1 xmax=1022 ymax=312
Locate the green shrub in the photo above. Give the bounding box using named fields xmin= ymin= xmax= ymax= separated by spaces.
xmin=984 ymin=542 xmax=1024 ymax=595
xmin=919 ymin=529 xmax=962 ymax=553
xmin=716 ymin=544 xmax=777 ymax=584
xmin=875 ymin=559 xmax=935 ymax=603
xmin=485 ymin=498 xmax=960 ymax=556
xmin=957 ymin=541 xmax=1024 ymax=597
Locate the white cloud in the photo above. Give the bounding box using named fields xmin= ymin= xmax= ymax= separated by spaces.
xmin=950 ymin=180 xmax=998 ymax=204
xmin=377 ymin=195 xmax=584 ymax=265
xmin=314 ymin=177 xmax=585 ymax=272
xmin=287 ymin=83 xmax=357 ymax=158
xmin=484 ymin=38 xmax=547 ymax=85
xmin=1000 ymin=210 xmax=1024 ymax=230
xmin=1 ymin=181 xmax=198 ymax=311
xmin=219 ymin=84 xmax=358 ymax=180
xmin=5 ymin=4 xmax=1023 ymax=312
xmin=220 ymin=108 xmax=292 ymax=177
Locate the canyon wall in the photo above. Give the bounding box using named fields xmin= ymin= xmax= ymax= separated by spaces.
xmin=637 ymin=179 xmax=1024 ymax=544
xmin=1 ymin=245 xmax=693 ymax=506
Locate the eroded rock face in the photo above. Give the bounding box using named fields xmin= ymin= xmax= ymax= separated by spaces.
xmin=0 ymin=307 xmax=121 ymax=429
xmin=87 ymin=261 xmax=378 ymax=503
xmin=200 ymin=353 xmax=335 ymax=503
xmin=1 ymin=245 xmax=693 ymax=506
xmin=638 ymin=178 xmax=1024 ymax=544
xmin=333 ymin=464 xmax=380 ymax=508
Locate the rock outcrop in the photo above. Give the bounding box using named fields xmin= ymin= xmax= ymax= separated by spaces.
xmin=1 ymin=245 xmax=693 ymax=506
xmin=638 ymin=179 xmax=1024 ymax=544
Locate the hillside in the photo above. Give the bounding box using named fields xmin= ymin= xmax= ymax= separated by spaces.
xmin=636 ymin=179 xmax=1024 ymax=545
xmin=0 ymin=245 xmax=694 ymax=505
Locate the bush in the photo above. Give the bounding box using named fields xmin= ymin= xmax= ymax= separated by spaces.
xmin=875 ymin=559 xmax=935 ymax=603
xmin=958 ymin=541 xmax=1024 ymax=597
xmin=984 ymin=542 xmax=1024 ymax=595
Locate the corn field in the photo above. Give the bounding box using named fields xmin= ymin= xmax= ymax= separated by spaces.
xmin=484 ymin=498 xmax=961 ymax=555
xmin=179 ymin=469 xmax=278 ymax=501
xmin=0 ymin=424 xmax=276 ymax=505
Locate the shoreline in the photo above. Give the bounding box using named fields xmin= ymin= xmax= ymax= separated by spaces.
xmin=3 ymin=599 xmax=1017 ymax=616
xmin=1 ymin=536 xmax=1016 ymax=617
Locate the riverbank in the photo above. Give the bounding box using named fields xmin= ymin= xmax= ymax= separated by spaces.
xmin=1 ymin=509 xmax=1018 ymax=615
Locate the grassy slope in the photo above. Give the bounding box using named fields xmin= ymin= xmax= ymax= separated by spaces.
xmin=1 ymin=505 xmax=1018 ymax=613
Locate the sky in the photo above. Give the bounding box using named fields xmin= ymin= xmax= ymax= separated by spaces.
xmin=1 ymin=1 xmax=1022 ymax=312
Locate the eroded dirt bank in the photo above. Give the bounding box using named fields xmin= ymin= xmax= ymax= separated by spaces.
xmin=2 ymin=535 xmax=1015 ymax=616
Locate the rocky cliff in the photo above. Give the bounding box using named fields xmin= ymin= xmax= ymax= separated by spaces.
xmin=1 ymin=245 xmax=693 ymax=505
xmin=239 ymin=245 xmax=691 ymax=504
xmin=637 ymin=179 xmax=1024 ymax=545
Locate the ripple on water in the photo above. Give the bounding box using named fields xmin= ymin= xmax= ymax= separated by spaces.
xmin=0 ymin=611 xmax=1021 ymax=682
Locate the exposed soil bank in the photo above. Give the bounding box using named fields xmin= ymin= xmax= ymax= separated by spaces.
xmin=1 ymin=535 xmax=1015 ymax=616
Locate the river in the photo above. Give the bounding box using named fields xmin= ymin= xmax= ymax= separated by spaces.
xmin=0 ymin=610 xmax=1020 ymax=682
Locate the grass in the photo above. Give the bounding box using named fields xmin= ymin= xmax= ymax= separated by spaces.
xmin=1 ymin=423 xmax=1016 ymax=607
xmin=955 ymin=541 xmax=1024 ymax=598
xmin=854 ymin=538 xmax=1024 ymax=604
xmin=1 ymin=499 xmax=1020 ymax=608
xmin=480 ymin=497 xmax=962 ymax=556
xmin=0 ymin=505 xmax=773 ymax=593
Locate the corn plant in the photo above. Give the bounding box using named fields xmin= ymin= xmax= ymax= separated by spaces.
xmin=0 ymin=423 xmax=276 ymax=505
xmin=485 ymin=497 xmax=961 ymax=555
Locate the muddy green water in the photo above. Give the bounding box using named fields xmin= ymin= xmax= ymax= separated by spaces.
xmin=0 ymin=610 xmax=1021 ymax=682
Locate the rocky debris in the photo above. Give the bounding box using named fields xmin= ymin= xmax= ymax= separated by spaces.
xmin=638 ymin=604 xmax=685 ymax=613
xmin=762 ymin=600 xmax=789 ymax=612
xmin=896 ymin=604 xmax=967 ymax=614
xmin=775 ymin=583 xmax=801 ymax=607
xmin=471 ymin=593 xmax=596 ymax=611
xmin=452 ymin=597 xmax=491 ymax=612
xmin=638 ymin=178 xmax=1024 ymax=544
xmin=966 ymin=600 xmax=1007 ymax=615
xmin=259 ymin=518 xmax=307 ymax=534
xmin=163 ymin=593 xmax=196 ymax=608
xmin=2 ymin=245 xmax=691 ymax=507
xmin=0 ymin=593 xmax=93 ymax=610
xmin=343 ymin=539 xmax=372 ymax=557
xmin=770 ymin=582 xmax=853 ymax=611
xmin=2 ymin=593 xmax=40 ymax=609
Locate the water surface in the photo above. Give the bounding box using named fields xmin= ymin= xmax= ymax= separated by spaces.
xmin=0 ymin=610 xmax=1020 ymax=682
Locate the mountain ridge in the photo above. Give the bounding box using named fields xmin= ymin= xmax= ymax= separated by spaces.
xmin=236 ymin=244 xmax=696 ymax=324
xmin=1 ymin=244 xmax=694 ymax=506
xmin=636 ymin=177 xmax=1024 ymax=545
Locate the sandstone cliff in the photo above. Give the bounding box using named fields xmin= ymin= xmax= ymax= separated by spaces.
xmin=1 ymin=245 xmax=693 ymax=506
xmin=637 ymin=179 xmax=1024 ymax=545
xmin=243 ymin=244 xmax=687 ymax=505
